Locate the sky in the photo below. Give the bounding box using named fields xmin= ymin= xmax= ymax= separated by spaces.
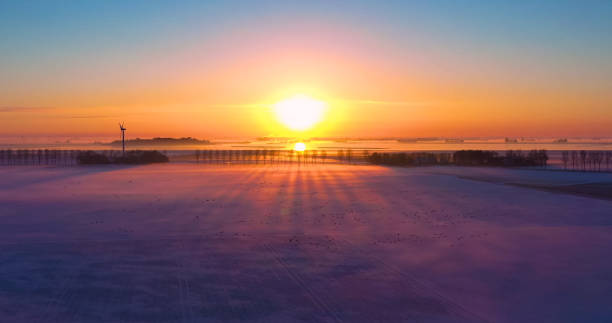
xmin=1 ymin=0 xmax=611 ymax=140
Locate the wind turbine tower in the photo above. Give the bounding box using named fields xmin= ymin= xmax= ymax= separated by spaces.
xmin=119 ymin=123 xmax=126 ymax=155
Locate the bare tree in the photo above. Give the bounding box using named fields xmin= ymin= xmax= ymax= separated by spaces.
xmin=590 ymin=151 xmax=596 ymax=171
xmin=595 ymin=151 xmax=604 ymax=172
xmin=580 ymin=150 xmax=587 ymax=171
xmin=539 ymin=150 xmax=548 ymax=167
xmin=439 ymin=152 xmax=451 ymax=165
xmin=586 ymin=151 xmax=592 ymax=171
xmin=561 ymin=151 xmax=569 ymax=170
xmin=24 ymin=150 xmax=31 ymax=165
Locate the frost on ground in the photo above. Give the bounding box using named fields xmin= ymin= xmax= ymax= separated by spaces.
xmin=1 ymin=164 xmax=611 ymax=322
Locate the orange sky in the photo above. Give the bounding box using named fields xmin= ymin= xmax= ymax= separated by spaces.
xmin=1 ymin=2 xmax=611 ymax=140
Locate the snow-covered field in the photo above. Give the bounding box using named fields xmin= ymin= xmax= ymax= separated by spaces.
xmin=1 ymin=164 xmax=611 ymax=322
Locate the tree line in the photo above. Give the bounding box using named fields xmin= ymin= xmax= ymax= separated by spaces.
xmin=0 ymin=149 xmax=169 ymax=166
xmin=367 ymin=150 xmax=549 ymax=167
xmin=561 ymin=151 xmax=612 ymax=172
xmin=188 ymin=149 xmax=365 ymax=165
xmin=366 ymin=152 xmax=452 ymax=166
xmin=0 ymin=149 xmax=368 ymax=166
xmin=0 ymin=149 xmax=79 ymax=166
xmin=3 ymin=148 xmax=611 ymax=172
xmin=77 ymin=150 xmax=169 ymax=165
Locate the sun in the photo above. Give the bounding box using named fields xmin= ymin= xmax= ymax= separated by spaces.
xmin=293 ymin=142 xmax=306 ymax=151
xmin=273 ymin=94 xmax=327 ymax=131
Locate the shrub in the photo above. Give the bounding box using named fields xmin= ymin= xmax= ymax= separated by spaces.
xmin=114 ymin=150 xmax=169 ymax=164
xmin=77 ymin=150 xmax=168 ymax=165
xmin=454 ymin=150 xmax=502 ymax=166
xmin=77 ymin=151 xmax=111 ymax=164
xmin=367 ymin=152 xmax=442 ymax=166
xmin=366 ymin=150 xmax=548 ymax=167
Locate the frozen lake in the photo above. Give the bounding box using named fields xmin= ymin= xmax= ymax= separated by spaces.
xmin=1 ymin=164 xmax=612 ymax=322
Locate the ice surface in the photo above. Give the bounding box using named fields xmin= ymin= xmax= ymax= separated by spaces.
xmin=1 ymin=164 xmax=611 ymax=322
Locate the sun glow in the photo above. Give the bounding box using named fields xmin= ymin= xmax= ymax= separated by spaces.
xmin=293 ymin=142 xmax=306 ymax=151
xmin=273 ymin=95 xmax=327 ymax=131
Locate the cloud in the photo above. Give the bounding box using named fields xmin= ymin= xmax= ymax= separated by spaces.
xmin=0 ymin=107 xmax=119 ymax=119
xmin=0 ymin=106 xmax=53 ymax=112
xmin=203 ymin=103 xmax=268 ymax=109
xmin=201 ymin=100 xmax=433 ymax=109
xmin=341 ymin=99 xmax=433 ymax=107
xmin=68 ymin=115 xmax=115 ymax=119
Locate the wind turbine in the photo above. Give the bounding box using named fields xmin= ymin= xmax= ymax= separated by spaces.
xmin=119 ymin=123 xmax=126 ymax=155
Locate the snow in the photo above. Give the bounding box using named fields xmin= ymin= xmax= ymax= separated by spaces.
xmin=1 ymin=164 xmax=611 ymax=322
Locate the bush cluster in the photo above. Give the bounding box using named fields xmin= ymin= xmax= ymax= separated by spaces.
xmin=454 ymin=150 xmax=547 ymax=167
xmin=366 ymin=150 xmax=547 ymax=167
xmin=367 ymin=152 xmax=452 ymax=166
xmin=76 ymin=151 xmax=111 ymax=164
xmin=77 ymin=150 xmax=168 ymax=165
